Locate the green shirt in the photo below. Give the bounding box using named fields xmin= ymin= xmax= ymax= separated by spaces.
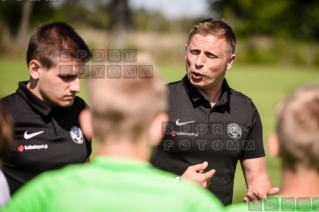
xmin=2 ymin=157 xmax=224 ymax=212
xmin=226 ymin=196 xmax=319 ymax=212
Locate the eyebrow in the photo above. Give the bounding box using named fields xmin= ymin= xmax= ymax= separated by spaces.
xmin=204 ymin=51 xmax=218 ymax=57
xmin=189 ymin=47 xmax=219 ymax=57
xmin=58 ymin=73 xmax=78 ymax=77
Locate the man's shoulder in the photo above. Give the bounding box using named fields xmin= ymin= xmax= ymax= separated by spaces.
xmin=21 ymin=162 xmax=89 ymax=191
xmin=228 ymin=86 xmax=259 ymax=110
xmin=229 ymin=87 xmax=253 ymax=103
xmin=1 ymin=164 xmax=86 ymax=212
xmin=0 ymin=92 xmax=23 ymax=116
xmin=0 ymin=92 xmax=19 ymax=106
xmin=166 ymin=79 xmax=188 ymax=99
xmin=167 ymin=79 xmax=184 ymax=91
xmin=25 ymin=162 xmax=207 ymax=196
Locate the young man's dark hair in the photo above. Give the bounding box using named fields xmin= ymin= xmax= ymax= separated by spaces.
xmin=26 ymin=22 xmax=92 ymax=69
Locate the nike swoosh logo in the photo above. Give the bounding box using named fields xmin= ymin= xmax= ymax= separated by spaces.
xmin=176 ymin=119 xmax=195 ymax=126
xmin=24 ymin=131 xmax=44 ymax=140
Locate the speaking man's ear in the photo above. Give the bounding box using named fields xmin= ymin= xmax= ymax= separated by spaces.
xmin=79 ymin=108 xmax=93 ymax=141
xmin=226 ymin=54 xmax=236 ymax=70
xmin=184 ymin=44 xmax=188 ymax=60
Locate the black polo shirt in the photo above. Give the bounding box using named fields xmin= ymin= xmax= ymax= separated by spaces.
xmin=151 ymin=75 xmax=265 ymax=206
xmin=0 ymin=81 xmax=91 ymax=195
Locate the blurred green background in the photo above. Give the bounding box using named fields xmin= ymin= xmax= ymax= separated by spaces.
xmin=1 ymin=0 xmax=319 ymax=205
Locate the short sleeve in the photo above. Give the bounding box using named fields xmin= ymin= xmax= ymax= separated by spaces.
xmin=241 ymin=101 xmax=265 ymax=160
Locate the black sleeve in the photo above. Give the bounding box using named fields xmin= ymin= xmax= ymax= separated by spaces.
xmin=241 ymin=101 xmax=265 ymax=160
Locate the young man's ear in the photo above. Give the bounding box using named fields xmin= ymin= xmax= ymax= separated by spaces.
xmin=79 ymin=108 xmax=93 ymax=141
xmin=28 ymin=60 xmax=42 ymax=80
xmin=268 ymin=134 xmax=280 ymax=158
xmin=148 ymin=112 xmax=168 ymax=146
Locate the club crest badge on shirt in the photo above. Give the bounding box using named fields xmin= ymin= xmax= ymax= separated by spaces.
xmin=227 ymin=123 xmax=242 ymax=139
xmin=70 ymin=126 xmax=84 ymax=144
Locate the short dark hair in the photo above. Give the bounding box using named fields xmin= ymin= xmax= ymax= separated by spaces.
xmin=26 ymin=22 xmax=92 ymax=69
xmin=0 ymin=105 xmax=13 ymax=163
xmin=187 ymin=18 xmax=236 ymax=54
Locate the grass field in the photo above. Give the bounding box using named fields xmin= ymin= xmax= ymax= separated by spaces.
xmin=1 ymin=59 xmax=319 ymax=204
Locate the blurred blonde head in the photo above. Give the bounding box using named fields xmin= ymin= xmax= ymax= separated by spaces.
xmin=87 ymin=58 xmax=167 ymax=143
xmin=274 ymin=84 xmax=319 ymax=171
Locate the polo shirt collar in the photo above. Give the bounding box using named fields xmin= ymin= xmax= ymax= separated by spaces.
xmin=17 ymin=81 xmax=54 ymax=116
xmin=182 ymin=75 xmax=230 ymax=106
